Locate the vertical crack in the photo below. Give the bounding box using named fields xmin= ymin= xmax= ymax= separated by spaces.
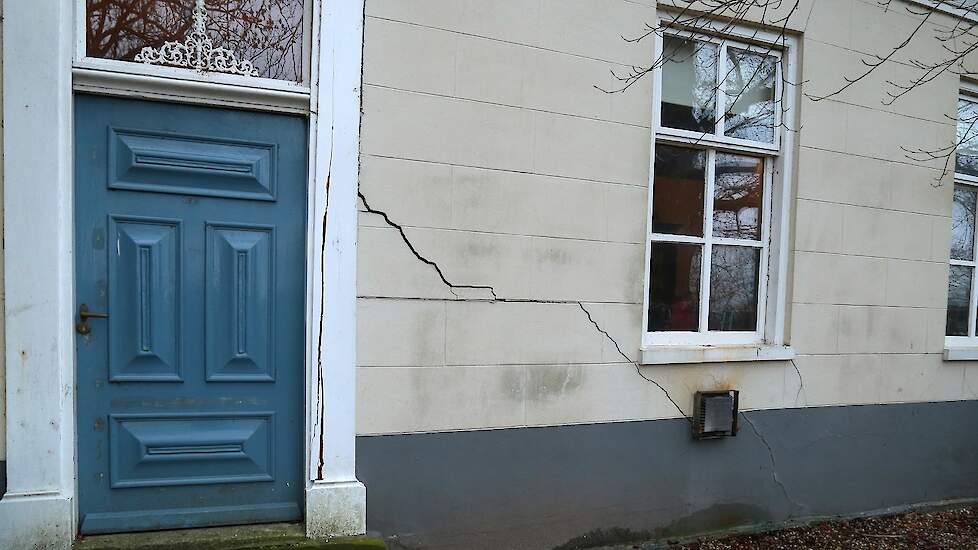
xmin=314 ymin=131 xmax=333 ymax=481
xmin=790 ymin=358 xmax=805 ymax=406
xmin=741 ymin=412 xmax=803 ymax=511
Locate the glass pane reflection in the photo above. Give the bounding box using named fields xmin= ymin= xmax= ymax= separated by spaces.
xmin=957 ymin=99 xmax=978 ymax=177
xmin=86 ymin=0 xmax=306 ymax=82
xmin=952 ymin=186 xmax=977 ymax=261
xmin=661 ymin=36 xmax=718 ymax=134
xmin=714 ymin=153 xmax=763 ymax=240
xmin=724 ymin=47 xmax=777 ymax=143
xmin=649 ymin=242 xmax=702 ymax=332
xmin=652 ymin=144 xmax=706 ymax=237
xmin=708 ymin=245 xmax=760 ymax=331
xmin=947 ymin=265 xmax=972 ymax=336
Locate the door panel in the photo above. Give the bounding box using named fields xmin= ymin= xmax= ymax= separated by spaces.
xmin=75 ymin=94 xmax=307 ymax=534
xmin=109 ymin=413 xmax=275 ymax=488
xmin=108 ymin=216 xmax=182 ymax=382
xmin=206 ymin=224 xmax=276 ymax=382
xmin=109 ymin=128 xmax=277 ymax=200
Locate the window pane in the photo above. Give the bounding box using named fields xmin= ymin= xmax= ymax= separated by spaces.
xmin=86 ymin=0 xmax=306 ymax=82
xmin=958 ymin=99 xmax=978 ymax=177
xmin=661 ymin=36 xmax=718 ymax=134
xmin=724 ymin=48 xmax=777 ymax=143
xmin=649 ymin=242 xmax=702 ymax=332
xmin=708 ymin=245 xmax=760 ymax=331
xmin=947 ymin=265 xmax=973 ymax=336
xmin=652 ymin=144 xmax=706 ymax=236
xmin=952 ymin=186 xmax=977 ymax=260
xmin=714 ymin=153 xmax=764 ymax=240
xmin=945 ymin=0 xmax=978 ymax=13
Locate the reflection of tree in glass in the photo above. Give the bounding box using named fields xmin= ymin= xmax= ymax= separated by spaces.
xmin=724 ymin=48 xmax=777 ymax=143
xmin=956 ymin=100 xmax=978 ymax=177
xmin=714 ymin=153 xmax=763 ymax=240
xmin=951 ymin=187 xmax=976 ymax=261
xmin=87 ymin=0 xmax=304 ymax=81
xmin=708 ymin=245 xmax=759 ymax=331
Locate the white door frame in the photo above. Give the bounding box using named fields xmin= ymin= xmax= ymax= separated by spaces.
xmin=0 ymin=1 xmax=365 ymax=546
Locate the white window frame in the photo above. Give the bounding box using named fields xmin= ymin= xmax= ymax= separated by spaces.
xmin=943 ymin=84 xmax=978 ymax=359
xmin=71 ymin=0 xmax=314 ymax=112
xmin=908 ymin=0 xmax=978 ymax=24
xmin=640 ymin=14 xmax=797 ymax=364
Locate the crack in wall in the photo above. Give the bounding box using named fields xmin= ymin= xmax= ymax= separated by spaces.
xmin=790 ymin=359 xmax=805 ymax=406
xmin=357 ymin=188 xmax=804 ymax=508
xmin=314 ymin=146 xmax=332 ymax=480
xmin=576 ymin=302 xmax=691 ymax=422
xmin=358 ymin=191 xmax=497 ymax=300
xmin=358 ymin=190 xmax=690 ymax=422
xmin=741 ymin=412 xmax=804 ymax=513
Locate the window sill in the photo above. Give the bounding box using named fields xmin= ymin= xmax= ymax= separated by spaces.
xmin=943 ymin=347 xmax=978 ymax=361
xmin=641 ymin=345 xmax=795 ymax=366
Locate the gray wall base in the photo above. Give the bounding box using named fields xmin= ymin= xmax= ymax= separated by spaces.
xmin=357 ymin=401 xmax=978 ymax=550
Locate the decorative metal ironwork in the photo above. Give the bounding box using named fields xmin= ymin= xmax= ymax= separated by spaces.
xmin=134 ymin=0 xmax=259 ymax=77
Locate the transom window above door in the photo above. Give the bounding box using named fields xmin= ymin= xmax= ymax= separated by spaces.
xmin=84 ymin=0 xmax=310 ymax=83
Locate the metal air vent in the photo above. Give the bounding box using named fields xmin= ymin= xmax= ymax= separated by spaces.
xmin=692 ymin=390 xmax=739 ymax=440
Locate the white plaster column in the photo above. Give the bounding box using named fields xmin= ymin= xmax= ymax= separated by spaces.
xmin=304 ymin=0 xmax=367 ymax=538
xmin=0 ymin=0 xmax=77 ymax=548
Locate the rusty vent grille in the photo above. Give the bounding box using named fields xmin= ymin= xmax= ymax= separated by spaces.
xmin=692 ymin=390 xmax=739 ymax=440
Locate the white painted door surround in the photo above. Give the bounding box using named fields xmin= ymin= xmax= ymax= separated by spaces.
xmin=0 ymin=1 xmax=365 ymax=547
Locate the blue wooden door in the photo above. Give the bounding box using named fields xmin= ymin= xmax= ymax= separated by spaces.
xmin=75 ymin=94 xmax=307 ymax=534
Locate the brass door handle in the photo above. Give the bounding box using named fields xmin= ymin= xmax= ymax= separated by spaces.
xmin=76 ymin=303 xmax=108 ymax=335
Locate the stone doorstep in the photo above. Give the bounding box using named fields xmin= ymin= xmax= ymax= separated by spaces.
xmin=73 ymin=523 xmax=387 ymax=550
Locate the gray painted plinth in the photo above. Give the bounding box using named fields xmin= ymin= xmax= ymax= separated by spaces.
xmin=357 ymin=401 xmax=978 ymax=550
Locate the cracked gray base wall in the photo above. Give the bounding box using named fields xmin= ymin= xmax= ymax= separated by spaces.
xmin=357 ymin=400 xmax=978 ymax=550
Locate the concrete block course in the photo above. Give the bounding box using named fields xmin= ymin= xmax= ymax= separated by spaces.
xmin=358 ymin=401 xmax=978 ymax=550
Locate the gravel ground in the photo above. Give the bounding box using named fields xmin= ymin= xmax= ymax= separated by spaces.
xmin=673 ymin=506 xmax=978 ymax=549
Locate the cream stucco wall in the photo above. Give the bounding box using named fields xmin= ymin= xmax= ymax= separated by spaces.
xmin=356 ymin=0 xmax=977 ymax=436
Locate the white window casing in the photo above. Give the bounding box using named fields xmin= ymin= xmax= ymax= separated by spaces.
xmin=943 ymin=83 xmax=978 ymax=359
xmin=641 ymin=15 xmax=797 ymax=365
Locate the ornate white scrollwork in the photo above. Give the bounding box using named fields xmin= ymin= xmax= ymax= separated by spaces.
xmin=134 ymin=0 xmax=260 ymax=77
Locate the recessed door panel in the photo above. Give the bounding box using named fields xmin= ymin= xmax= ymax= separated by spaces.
xmin=75 ymin=94 xmax=307 ymax=534
xmin=108 ymin=217 xmax=182 ymax=382
xmin=206 ymin=224 xmax=275 ymax=382
xmin=110 ymin=413 xmax=274 ymax=488
xmin=109 ymin=128 xmax=277 ymax=200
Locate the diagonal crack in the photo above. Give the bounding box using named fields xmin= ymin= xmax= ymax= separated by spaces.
xmin=577 ymin=302 xmax=692 ymax=423
xmin=359 ymin=189 xmax=692 ymax=422
xmin=358 ymin=188 xmax=807 ymax=484
xmin=358 ymin=191 xmax=497 ymax=300
xmin=741 ymin=411 xmax=803 ymax=512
